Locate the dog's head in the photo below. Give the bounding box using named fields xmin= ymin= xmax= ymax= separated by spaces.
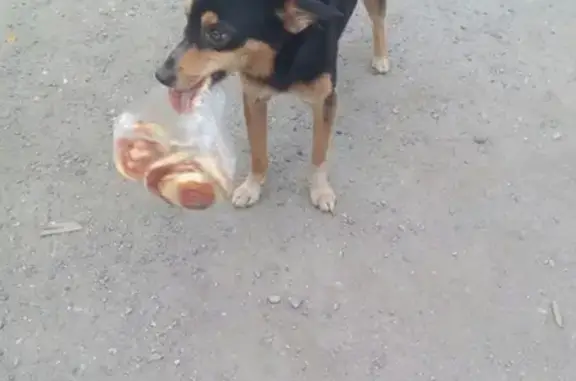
xmin=155 ymin=0 xmax=342 ymax=96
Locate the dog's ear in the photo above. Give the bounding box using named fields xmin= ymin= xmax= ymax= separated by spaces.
xmin=184 ymin=0 xmax=194 ymax=16
xmin=276 ymin=0 xmax=343 ymax=34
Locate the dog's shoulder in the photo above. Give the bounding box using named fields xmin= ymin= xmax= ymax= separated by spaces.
xmin=263 ymin=23 xmax=339 ymax=92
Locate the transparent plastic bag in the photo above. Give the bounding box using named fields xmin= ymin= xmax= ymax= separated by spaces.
xmin=113 ymin=83 xmax=235 ymax=210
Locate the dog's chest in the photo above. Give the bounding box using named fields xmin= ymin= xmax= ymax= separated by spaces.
xmin=240 ymin=74 xmax=332 ymax=104
xmin=241 ymin=77 xmax=279 ymax=101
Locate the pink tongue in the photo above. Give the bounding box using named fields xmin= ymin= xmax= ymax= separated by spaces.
xmin=168 ymin=89 xmax=197 ymax=114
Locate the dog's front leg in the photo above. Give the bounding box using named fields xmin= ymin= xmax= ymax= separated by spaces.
xmin=232 ymin=91 xmax=269 ymax=208
xmin=309 ymin=90 xmax=337 ymax=213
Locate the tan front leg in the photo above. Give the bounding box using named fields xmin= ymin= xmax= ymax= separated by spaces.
xmin=232 ymin=91 xmax=268 ymax=208
xmin=309 ymin=91 xmax=337 ymax=213
xmin=363 ymin=0 xmax=390 ymax=74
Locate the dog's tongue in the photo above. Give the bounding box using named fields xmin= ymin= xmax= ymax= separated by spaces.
xmin=168 ymin=80 xmax=207 ymax=113
xmin=168 ymin=89 xmax=197 ymax=114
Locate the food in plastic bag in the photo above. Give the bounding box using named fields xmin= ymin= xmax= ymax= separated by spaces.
xmin=113 ymin=81 xmax=235 ymax=210
xmin=114 ymin=122 xmax=170 ymax=181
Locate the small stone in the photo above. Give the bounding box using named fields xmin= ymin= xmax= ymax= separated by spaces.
xmin=392 ymin=106 xmax=399 ymax=114
xmin=288 ymin=297 xmax=303 ymax=309
xmin=267 ymin=295 xmax=281 ymax=305
xmin=371 ymin=354 xmax=386 ymax=371
xmin=473 ymin=136 xmax=489 ymax=144
xmin=108 ymin=348 xmax=117 ymax=355
xmin=551 ymin=301 xmax=563 ymax=328
xmin=261 ymin=334 xmax=275 ymax=345
xmin=174 ymin=359 xmax=181 ymax=366
xmin=552 ymin=132 xmax=562 ymax=140
xmin=333 ymin=302 xmax=341 ymax=311
xmin=0 ymin=294 xmax=8 ymax=301
xmin=148 ymin=353 xmax=164 ymax=362
xmin=342 ymin=213 xmax=355 ymax=225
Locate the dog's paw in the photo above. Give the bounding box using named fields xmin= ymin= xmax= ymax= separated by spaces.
xmin=371 ymin=56 xmax=390 ymax=75
xmin=310 ymin=184 xmax=336 ymax=213
xmin=232 ymin=176 xmax=262 ymax=208
xmin=309 ymin=168 xmax=336 ymax=213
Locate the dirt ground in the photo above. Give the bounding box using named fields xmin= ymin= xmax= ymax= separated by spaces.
xmin=1 ymin=0 xmax=576 ymax=380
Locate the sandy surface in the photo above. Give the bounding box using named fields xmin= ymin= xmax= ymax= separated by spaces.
xmin=1 ymin=0 xmax=576 ymax=380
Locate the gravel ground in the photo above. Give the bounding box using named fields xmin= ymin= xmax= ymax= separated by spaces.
xmin=2 ymin=0 xmax=576 ymax=380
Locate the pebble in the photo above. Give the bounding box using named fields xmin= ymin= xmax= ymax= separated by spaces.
xmin=267 ymin=295 xmax=281 ymax=305
xmin=551 ymin=301 xmax=563 ymax=328
xmin=0 ymin=293 xmax=9 ymax=301
xmin=473 ymin=136 xmax=489 ymax=144
xmin=552 ymin=132 xmax=562 ymax=141
xmin=370 ymin=354 xmax=387 ymax=372
xmin=342 ymin=213 xmax=355 ymax=225
xmin=148 ymin=353 xmax=164 ymax=362
xmin=288 ymin=297 xmax=303 ymax=309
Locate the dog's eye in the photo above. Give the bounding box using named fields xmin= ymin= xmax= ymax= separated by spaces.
xmin=203 ymin=26 xmax=230 ymax=48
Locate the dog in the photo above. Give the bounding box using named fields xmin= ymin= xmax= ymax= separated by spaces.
xmin=155 ymin=0 xmax=390 ymax=213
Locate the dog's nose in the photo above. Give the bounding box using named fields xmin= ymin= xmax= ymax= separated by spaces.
xmin=155 ymin=67 xmax=176 ymax=87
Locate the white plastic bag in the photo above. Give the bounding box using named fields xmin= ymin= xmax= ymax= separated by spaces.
xmin=113 ymin=83 xmax=235 ymax=210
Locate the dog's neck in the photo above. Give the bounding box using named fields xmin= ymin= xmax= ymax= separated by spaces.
xmin=241 ymin=25 xmax=323 ymax=90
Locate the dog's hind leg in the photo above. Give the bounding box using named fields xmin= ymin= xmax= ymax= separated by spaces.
xmin=362 ymin=0 xmax=390 ymax=74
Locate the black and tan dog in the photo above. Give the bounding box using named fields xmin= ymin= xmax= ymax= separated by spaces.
xmin=155 ymin=0 xmax=390 ymax=213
